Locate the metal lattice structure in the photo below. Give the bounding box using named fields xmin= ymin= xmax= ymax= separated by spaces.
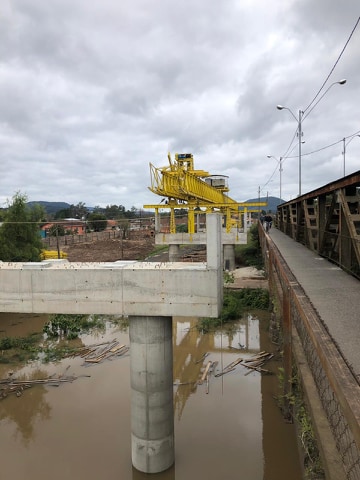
xmin=146 ymin=153 xmax=266 ymax=233
xmin=277 ymin=171 xmax=360 ymax=278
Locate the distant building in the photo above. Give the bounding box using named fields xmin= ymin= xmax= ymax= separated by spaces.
xmin=40 ymin=219 xmax=86 ymax=237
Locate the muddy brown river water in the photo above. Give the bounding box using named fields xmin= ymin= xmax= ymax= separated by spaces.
xmin=0 ymin=312 xmax=303 ymax=480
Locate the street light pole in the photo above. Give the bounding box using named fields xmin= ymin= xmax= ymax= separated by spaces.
xmin=298 ymin=109 xmax=303 ymax=196
xmin=276 ymin=105 xmax=303 ymax=196
xmin=342 ymin=135 xmax=360 ymax=176
xmin=276 ymin=79 xmax=346 ymax=197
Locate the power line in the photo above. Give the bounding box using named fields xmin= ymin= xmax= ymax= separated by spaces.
xmin=284 ymin=129 xmax=360 ymax=158
xmin=303 ymin=16 xmax=360 ymax=114
xmin=272 ymin=18 xmax=360 ymax=195
xmin=262 ymin=129 xmax=360 ymax=195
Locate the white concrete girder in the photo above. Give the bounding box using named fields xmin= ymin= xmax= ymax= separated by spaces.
xmin=0 ymin=214 xmax=223 ymax=318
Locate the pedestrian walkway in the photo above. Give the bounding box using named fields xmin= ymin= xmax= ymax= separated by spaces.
xmin=269 ymin=228 xmax=360 ymax=376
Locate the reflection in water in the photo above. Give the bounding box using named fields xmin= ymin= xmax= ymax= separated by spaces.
xmin=0 ymin=314 xmax=52 ymax=445
xmin=173 ymin=314 xmax=263 ymax=420
xmin=0 ymin=312 xmax=302 ymax=479
xmin=0 ymin=374 xmax=51 ymax=445
xmin=132 ymin=465 xmax=175 ymax=480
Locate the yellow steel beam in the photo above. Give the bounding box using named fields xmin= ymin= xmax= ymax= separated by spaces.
xmin=146 ymin=153 xmax=268 ymax=233
xmin=143 ymin=202 xmax=267 ymax=209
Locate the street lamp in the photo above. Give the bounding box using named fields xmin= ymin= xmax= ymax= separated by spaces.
xmin=277 ymin=79 xmax=346 ymax=196
xmin=276 ymin=106 xmax=303 ymax=196
xmin=342 ymin=134 xmax=360 ymax=176
xmin=267 ymin=155 xmax=283 ymax=199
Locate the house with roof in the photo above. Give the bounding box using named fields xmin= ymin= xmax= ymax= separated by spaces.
xmin=40 ymin=219 xmax=86 ymax=238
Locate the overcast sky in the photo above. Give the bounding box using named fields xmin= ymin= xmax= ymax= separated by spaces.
xmin=1 ymin=0 xmax=359 ymax=210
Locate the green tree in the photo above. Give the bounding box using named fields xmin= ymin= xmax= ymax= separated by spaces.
xmin=48 ymin=224 xmax=66 ymax=237
xmin=104 ymin=204 xmax=126 ymax=219
xmin=54 ymin=202 xmax=88 ymax=220
xmin=0 ymin=192 xmax=44 ymax=261
xmin=72 ymin=202 xmax=88 ymax=219
xmin=87 ymin=212 xmax=107 ymax=232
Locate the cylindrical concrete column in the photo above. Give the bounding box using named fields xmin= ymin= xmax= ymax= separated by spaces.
xmin=129 ymin=316 xmax=174 ymax=473
xmin=154 ymin=210 xmax=160 ymax=233
xmin=223 ymin=244 xmax=235 ymax=271
xmin=168 ymin=244 xmax=180 ymax=262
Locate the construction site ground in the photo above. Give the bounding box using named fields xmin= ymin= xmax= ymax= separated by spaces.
xmin=230 ymin=266 xmax=268 ymax=289
xmin=61 ymin=237 xmax=268 ymax=289
xmin=62 ymin=237 xmax=156 ymax=263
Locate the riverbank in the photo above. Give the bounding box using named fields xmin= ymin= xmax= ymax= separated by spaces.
xmin=229 ymin=266 xmax=268 ymax=289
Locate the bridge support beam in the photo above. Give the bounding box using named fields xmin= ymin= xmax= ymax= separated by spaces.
xmin=129 ymin=315 xmax=174 ymax=473
xmin=223 ymin=244 xmax=235 ymax=271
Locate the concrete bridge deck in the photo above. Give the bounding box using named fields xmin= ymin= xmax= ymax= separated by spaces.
xmin=269 ymin=227 xmax=360 ymax=376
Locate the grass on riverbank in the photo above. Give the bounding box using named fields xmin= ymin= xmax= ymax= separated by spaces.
xmin=197 ymin=288 xmax=270 ymax=333
xmin=0 ymin=315 xmax=128 ymax=365
xmin=235 ymin=224 xmax=263 ymax=270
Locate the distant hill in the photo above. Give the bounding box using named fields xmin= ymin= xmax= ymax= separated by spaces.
xmin=27 ymin=197 xmax=284 ymax=216
xmin=27 ymin=201 xmax=71 ymax=215
xmin=244 ymin=196 xmax=285 ymax=213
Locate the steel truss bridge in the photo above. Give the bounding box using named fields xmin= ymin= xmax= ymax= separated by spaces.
xmin=276 ymin=170 xmax=360 ymax=278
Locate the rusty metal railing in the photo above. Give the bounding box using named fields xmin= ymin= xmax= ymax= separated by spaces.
xmin=260 ymin=224 xmax=360 ymax=479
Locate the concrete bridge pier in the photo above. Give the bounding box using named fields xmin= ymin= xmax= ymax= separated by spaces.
xmin=223 ymin=244 xmax=235 ymax=271
xmin=129 ymin=315 xmax=174 ymax=473
xmin=168 ymin=244 xmax=181 ymax=261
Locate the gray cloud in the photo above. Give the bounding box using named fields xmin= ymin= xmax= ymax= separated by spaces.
xmin=0 ymin=0 xmax=359 ymax=209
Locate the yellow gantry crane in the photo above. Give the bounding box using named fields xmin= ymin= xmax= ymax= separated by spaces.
xmin=149 ymin=153 xmax=235 ymax=203
xmin=145 ymin=152 xmax=265 ymax=233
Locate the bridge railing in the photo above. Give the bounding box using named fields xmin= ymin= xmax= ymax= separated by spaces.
xmin=276 ymin=171 xmax=360 ymax=280
xmin=260 ymin=223 xmax=360 ymax=480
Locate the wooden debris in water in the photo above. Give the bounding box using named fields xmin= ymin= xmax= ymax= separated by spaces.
xmin=173 ymin=381 xmax=197 ymax=386
xmin=0 ymin=370 xmax=90 ymax=400
xmin=242 ymin=352 xmax=274 ymax=375
xmin=69 ymin=340 xmax=130 ymax=365
xmin=84 ymin=341 xmax=129 ymax=364
xmin=196 ymin=360 xmax=218 ymax=394
xmin=198 ymin=361 xmax=212 ymax=385
xmin=193 ymin=352 xmax=209 ymax=364
xmin=215 ymin=357 xmax=243 ymax=377
xmin=205 ymin=361 xmax=218 ymax=394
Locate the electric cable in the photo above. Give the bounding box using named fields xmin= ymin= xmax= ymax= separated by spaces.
xmin=303 ymin=16 xmax=360 ymax=114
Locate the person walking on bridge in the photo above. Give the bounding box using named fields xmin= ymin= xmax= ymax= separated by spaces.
xmin=264 ymin=214 xmax=273 ymax=233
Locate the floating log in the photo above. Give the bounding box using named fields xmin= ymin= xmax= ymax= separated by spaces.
xmin=173 ymin=381 xmax=196 ymax=386
xmin=81 ymin=341 xmax=129 ymax=364
xmin=0 ymin=372 xmax=90 ymax=400
xmin=215 ymin=357 xmax=243 ymax=377
xmin=241 ymin=351 xmax=274 ymax=375
xmin=224 ymin=358 xmax=243 ymax=370
xmin=194 ymin=352 xmax=209 ymax=364
xmin=244 ymin=364 xmax=272 ymax=375
xmin=210 ymin=361 xmax=218 ymax=373
xmin=198 ymin=361 xmax=212 ymax=385
xmin=215 ymin=367 xmax=236 ymax=377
